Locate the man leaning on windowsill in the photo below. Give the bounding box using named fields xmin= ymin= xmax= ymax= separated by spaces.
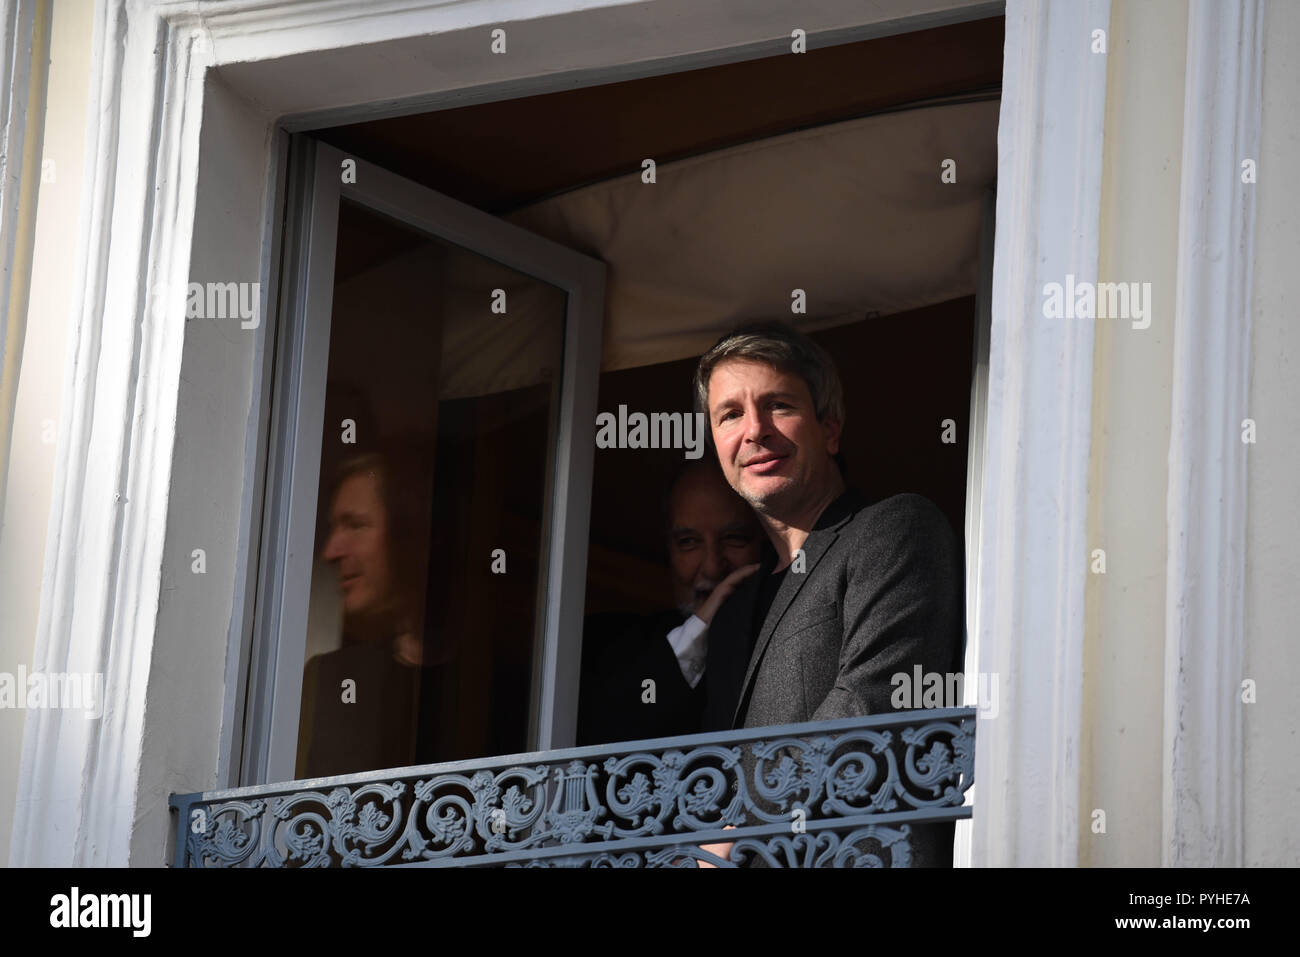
xmin=691 ymin=321 xmax=963 ymax=868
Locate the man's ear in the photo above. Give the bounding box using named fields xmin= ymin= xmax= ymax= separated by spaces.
xmin=823 ymin=416 xmax=844 ymax=455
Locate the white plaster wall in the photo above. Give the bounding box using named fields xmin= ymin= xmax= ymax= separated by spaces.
xmin=1084 ymin=0 xmax=1300 ymax=867
xmin=0 ymin=0 xmax=94 ymax=868
xmin=1243 ymin=0 xmax=1300 ymax=868
xmin=129 ymin=72 xmax=275 ymax=866
xmin=1080 ymin=0 xmax=1186 ymax=867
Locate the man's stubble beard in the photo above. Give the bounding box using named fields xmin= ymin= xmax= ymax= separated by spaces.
xmin=736 ymin=475 xmax=800 ymax=520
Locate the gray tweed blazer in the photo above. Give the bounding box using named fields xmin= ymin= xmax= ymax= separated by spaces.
xmin=701 ymin=488 xmax=964 ymax=866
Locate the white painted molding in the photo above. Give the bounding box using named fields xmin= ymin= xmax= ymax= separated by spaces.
xmin=0 ymin=0 xmax=37 ymax=354
xmin=9 ymin=0 xmax=214 ymax=866
xmin=954 ymin=187 xmax=994 ymax=869
xmin=970 ymin=0 xmax=1109 ymax=866
xmin=1162 ymin=0 xmax=1262 ymax=869
xmin=0 ymin=0 xmax=50 ymax=514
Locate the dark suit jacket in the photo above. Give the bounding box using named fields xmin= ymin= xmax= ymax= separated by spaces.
xmin=702 ymin=489 xmax=964 ymax=867
xmin=576 ymin=609 xmax=704 ymax=746
xmin=298 ymin=639 xmax=458 ymax=779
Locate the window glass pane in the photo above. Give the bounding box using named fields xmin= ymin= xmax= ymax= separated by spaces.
xmin=295 ymin=198 xmax=565 ymax=778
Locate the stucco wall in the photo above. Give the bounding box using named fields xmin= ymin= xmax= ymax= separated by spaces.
xmin=1243 ymin=0 xmax=1300 ymax=868
xmin=0 ymin=0 xmax=94 ymax=867
xmin=130 ymin=73 xmax=275 ymax=865
xmin=1080 ymin=0 xmax=1187 ymax=868
xmin=1083 ymin=0 xmax=1300 ymax=867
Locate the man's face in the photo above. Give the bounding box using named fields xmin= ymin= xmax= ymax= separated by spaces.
xmin=668 ymin=469 xmax=762 ymax=616
xmin=321 ymin=471 xmax=393 ymax=615
xmin=706 ymin=358 xmax=842 ymax=515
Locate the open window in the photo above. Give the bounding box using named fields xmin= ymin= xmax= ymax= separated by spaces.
xmin=242 ymin=140 xmax=604 ymax=785
xmin=239 ymin=17 xmax=1001 ymax=788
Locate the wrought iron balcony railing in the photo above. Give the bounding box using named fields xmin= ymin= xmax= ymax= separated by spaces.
xmin=170 ymin=707 xmax=974 ymax=867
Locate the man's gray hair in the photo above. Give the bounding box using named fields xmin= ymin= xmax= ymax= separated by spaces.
xmin=693 ymin=320 xmax=846 ymax=426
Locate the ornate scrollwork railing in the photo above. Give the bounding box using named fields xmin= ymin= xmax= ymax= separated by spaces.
xmin=170 ymin=708 xmax=974 ymax=867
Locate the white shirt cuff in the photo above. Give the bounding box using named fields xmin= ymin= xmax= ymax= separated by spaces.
xmin=666 ymin=614 xmax=708 ymax=689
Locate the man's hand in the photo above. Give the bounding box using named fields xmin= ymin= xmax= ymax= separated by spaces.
xmin=696 ymin=564 xmax=761 ymax=625
xmin=696 ymin=825 xmax=737 ymax=868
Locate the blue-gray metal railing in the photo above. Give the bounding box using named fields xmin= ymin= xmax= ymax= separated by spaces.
xmin=169 ymin=707 xmax=974 ymax=867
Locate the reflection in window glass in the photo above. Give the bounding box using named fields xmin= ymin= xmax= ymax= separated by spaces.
xmin=295 ymin=199 xmax=565 ymax=778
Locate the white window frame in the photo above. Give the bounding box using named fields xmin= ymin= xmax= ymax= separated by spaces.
xmin=241 ymin=137 xmax=604 ymax=784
